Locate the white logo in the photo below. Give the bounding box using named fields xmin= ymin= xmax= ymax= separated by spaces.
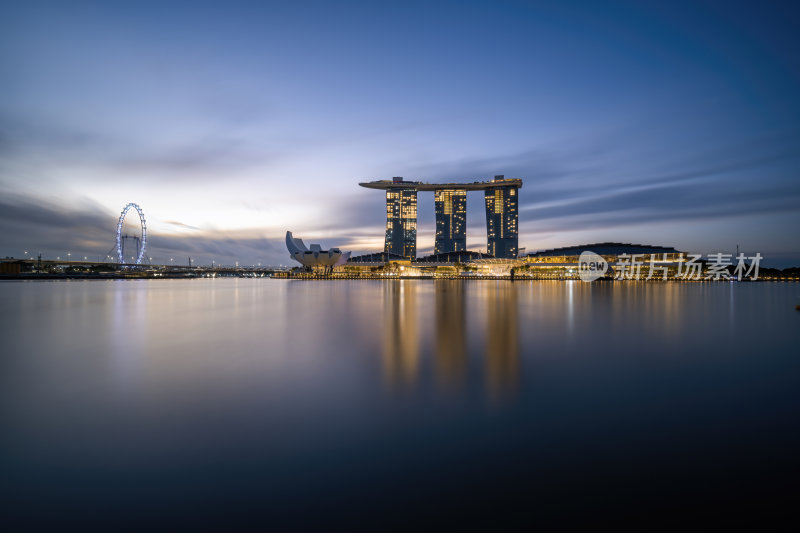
xmin=578 ymin=251 xmax=608 ymax=282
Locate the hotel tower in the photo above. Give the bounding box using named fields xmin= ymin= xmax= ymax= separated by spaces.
xmin=360 ymin=175 xmax=522 ymax=259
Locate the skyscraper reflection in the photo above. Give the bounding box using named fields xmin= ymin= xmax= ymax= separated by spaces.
xmin=434 ymin=281 xmax=467 ymax=391
xmin=484 ymin=282 xmax=519 ymax=402
xmin=380 ymin=280 xmax=520 ymax=400
xmin=382 ymin=281 xmax=420 ymax=388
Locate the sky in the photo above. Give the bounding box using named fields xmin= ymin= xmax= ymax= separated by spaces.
xmin=1 ymin=0 xmax=799 ymax=267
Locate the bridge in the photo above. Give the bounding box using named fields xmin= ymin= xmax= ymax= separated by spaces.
xmin=0 ymin=257 xmax=286 ymax=279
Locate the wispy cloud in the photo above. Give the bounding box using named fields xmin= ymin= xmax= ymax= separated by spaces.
xmin=0 ymin=193 xmax=283 ymax=264
xmin=0 ymin=107 xmax=279 ymax=186
xmin=164 ymin=220 xmax=201 ymax=231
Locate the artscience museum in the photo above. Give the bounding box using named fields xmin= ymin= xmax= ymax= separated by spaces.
xmin=285 ymin=231 xmax=351 ymax=270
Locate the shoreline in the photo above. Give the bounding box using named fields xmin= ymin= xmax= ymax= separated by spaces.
xmin=2 ymin=274 xmax=796 ymax=282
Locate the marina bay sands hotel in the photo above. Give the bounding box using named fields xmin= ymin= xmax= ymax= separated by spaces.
xmin=359 ymin=175 xmax=522 ymax=259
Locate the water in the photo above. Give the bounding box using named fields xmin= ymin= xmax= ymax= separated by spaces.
xmin=2 ymin=279 xmax=799 ymax=527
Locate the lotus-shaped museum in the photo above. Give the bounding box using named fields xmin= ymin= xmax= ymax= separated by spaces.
xmin=286 ymin=231 xmax=351 ymax=268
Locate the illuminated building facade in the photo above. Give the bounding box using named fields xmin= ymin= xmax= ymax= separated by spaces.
xmin=360 ymin=175 xmax=522 ymax=259
xmin=384 ymin=177 xmax=418 ymax=259
xmin=484 ymin=175 xmax=519 ymax=259
xmin=434 ymin=189 xmax=467 ymax=254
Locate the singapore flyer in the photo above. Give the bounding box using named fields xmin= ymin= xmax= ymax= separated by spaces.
xmin=115 ymin=203 xmax=147 ymax=265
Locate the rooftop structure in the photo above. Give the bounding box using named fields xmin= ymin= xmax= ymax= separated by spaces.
xmin=359 ymin=175 xmax=523 ymax=191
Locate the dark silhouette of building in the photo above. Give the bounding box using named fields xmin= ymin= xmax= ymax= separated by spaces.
xmin=415 ymin=251 xmax=492 ymax=263
xmin=347 ymin=251 xmax=409 ymax=263
xmin=526 ymin=242 xmax=680 ymax=258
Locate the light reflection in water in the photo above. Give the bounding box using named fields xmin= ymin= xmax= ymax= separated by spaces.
xmin=484 ymin=281 xmax=519 ymax=402
xmin=2 ymin=280 xmax=799 ymax=525
xmin=380 ymin=280 xmax=520 ymax=400
xmin=382 ymin=281 xmax=421 ymax=389
xmin=434 ymin=281 xmax=467 ymax=391
xmin=110 ymin=283 xmax=147 ymax=393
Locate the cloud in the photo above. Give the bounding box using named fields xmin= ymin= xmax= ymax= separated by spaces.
xmin=276 ymin=129 xmax=800 ymax=259
xmin=523 ymin=180 xmax=800 ymax=224
xmin=0 ymin=108 xmax=277 ymax=186
xmin=164 ymin=220 xmax=201 ymax=230
xmin=2 ymin=99 xmax=798 ymax=264
xmin=98 ymin=136 xmax=274 ymax=178
xmin=0 ymin=193 xmax=285 ymax=264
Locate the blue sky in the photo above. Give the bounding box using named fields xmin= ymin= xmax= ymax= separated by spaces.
xmin=1 ymin=0 xmax=799 ymax=266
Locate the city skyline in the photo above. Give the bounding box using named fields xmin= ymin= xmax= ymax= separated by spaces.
xmin=1 ymin=1 xmax=799 ymax=266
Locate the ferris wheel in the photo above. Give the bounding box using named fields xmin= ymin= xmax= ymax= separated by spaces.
xmin=115 ymin=203 xmax=147 ymax=264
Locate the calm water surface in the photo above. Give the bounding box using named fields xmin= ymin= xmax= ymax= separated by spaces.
xmin=2 ymin=279 xmax=799 ymax=527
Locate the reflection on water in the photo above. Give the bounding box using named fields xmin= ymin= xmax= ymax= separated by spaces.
xmin=484 ymin=281 xmax=519 ymax=401
xmin=382 ymin=282 xmax=420 ymax=388
xmin=2 ymin=279 xmax=800 ymax=527
xmin=435 ymin=281 xmax=467 ymax=391
xmin=380 ymin=280 xmax=520 ymax=399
